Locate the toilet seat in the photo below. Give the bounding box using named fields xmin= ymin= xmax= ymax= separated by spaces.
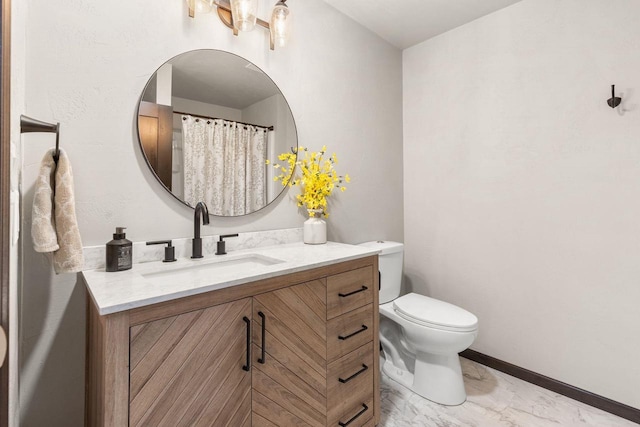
xmin=393 ymin=293 xmax=478 ymax=332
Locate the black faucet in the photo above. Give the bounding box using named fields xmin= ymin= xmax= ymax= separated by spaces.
xmin=191 ymin=201 xmax=210 ymax=259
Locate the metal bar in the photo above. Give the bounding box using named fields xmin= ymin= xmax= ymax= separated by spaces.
xmin=338 ymin=404 xmax=368 ymax=427
xmin=20 ymin=115 xmax=61 ymax=161
xmin=242 ymin=316 xmax=251 ymax=371
xmin=256 ymin=17 xmax=270 ymax=29
xmin=338 ymin=364 xmax=368 ymax=384
xmin=338 ymin=325 xmax=368 ymax=341
xmin=338 ymin=286 xmax=368 ymax=298
xmin=258 ymin=311 xmax=266 ymax=364
xmin=174 ymin=111 xmax=274 ymax=131
xmin=20 ymin=115 xmax=57 ymax=134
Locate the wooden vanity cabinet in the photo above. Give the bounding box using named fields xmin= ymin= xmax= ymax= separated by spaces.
xmin=86 ymin=256 xmax=379 ymax=427
xmin=129 ymin=298 xmax=253 ymax=426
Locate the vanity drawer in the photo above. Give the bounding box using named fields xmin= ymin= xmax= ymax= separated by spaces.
xmin=327 ymin=304 xmax=374 ymax=362
xmin=327 ymin=266 xmax=374 ymax=319
xmin=327 ymin=344 xmax=374 ymax=427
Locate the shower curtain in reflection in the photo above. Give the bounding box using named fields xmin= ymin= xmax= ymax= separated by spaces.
xmin=182 ymin=116 xmax=267 ymax=216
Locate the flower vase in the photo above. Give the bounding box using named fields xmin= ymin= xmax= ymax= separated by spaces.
xmin=303 ymin=209 xmax=327 ymax=244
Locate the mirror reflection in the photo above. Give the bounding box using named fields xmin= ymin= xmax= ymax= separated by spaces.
xmin=137 ymin=49 xmax=297 ymax=216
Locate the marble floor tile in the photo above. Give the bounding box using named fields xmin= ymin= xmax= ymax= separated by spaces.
xmin=380 ymin=357 xmax=637 ymax=427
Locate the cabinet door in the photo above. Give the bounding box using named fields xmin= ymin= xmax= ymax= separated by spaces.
xmin=252 ymin=280 xmax=327 ymax=427
xmin=129 ymin=297 xmax=252 ymax=427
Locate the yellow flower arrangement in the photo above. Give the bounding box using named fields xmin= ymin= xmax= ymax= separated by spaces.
xmin=269 ymin=145 xmax=350 ymax=217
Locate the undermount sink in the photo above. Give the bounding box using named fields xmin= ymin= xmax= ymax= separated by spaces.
xmin=142 ymin=253 xmax=285 ymax=286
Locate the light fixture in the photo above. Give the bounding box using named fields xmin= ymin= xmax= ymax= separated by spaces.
xmin=230 ymin=0 xmax=258 ymax=32
xmin=187 ymin=0 xmax=292 ymax=50
xmin=270 ymin=0 xmax=291 ymax=49
xmin=186 ymin=0 xmax=213 ymax=17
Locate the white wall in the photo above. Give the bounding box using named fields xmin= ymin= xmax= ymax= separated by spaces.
xmin=18 ymin=0 xmax=403 ymax=425
xmin=403 ymin=0 xmax=640 ymax=409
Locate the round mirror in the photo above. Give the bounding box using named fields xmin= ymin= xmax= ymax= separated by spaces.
xmin=136 ymin=49 xmax=297 ymax=216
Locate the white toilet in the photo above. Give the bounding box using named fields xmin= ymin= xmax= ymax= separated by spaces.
xmin=359 ymin=241 xmax=478 ymax=406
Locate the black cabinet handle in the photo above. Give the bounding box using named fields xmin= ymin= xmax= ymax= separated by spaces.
xmin=242 ymin=316 xmax=251 ymax=371
xmin=338 ymin=403 xmax=368 ymax=426
xmin=258 ymin=311 xmax=266 ymax=364
xmin=338 ymin=364 xmax=368 ymax=384
xmin=338 ymin=286 xmax=368 ymax=298
xmin=338 ymin=325 xmax=368 ymax=341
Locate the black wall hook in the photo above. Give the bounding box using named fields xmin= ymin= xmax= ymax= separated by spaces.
xmin=607 ymin=84 xmax=622 ymax=109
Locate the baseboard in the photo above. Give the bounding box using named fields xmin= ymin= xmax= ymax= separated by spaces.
xmin=460 ymin=349 xmax=640 ymax=425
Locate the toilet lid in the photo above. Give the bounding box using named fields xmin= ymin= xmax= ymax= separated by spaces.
xmin=393 ymin=293 xmax=478 ymax=332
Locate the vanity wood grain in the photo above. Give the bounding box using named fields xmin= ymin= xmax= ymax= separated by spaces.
xmin=129 ymin=299 xmax=252 ymax=426
xmin=85 ymin=255 xmax=380 ymax=426
xmin=327 ymin=344 xmax=374 ymax=427
xmin=253 ymin=280 xmax=328 ymax=427
xmin=327 ymin=266 xmax=374 ymax=320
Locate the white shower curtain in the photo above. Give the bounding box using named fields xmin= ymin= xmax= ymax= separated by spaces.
xmin=182 ymin=116 xmax=267 ymax=216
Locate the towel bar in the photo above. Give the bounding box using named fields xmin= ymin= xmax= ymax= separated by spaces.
xmin=20 ymin=115 xmax=60 ymax=162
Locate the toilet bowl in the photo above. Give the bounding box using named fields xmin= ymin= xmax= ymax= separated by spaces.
xmin=359 ymin=241 xmax=478 ymax=406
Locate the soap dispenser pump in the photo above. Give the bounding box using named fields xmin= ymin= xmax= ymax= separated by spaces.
xmin=106 ymin=227 xmax=133 ymax=272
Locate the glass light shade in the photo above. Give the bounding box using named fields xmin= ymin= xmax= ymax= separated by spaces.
xmin=196 ymin=0 xmax=213 ymax=14
xmin=186 ymin=0 xmax=213 ymax=15
xmin=270 ymin=1 xmax=291 ymax=48
xmin=231 ymin=0 xmax=259 ymax=32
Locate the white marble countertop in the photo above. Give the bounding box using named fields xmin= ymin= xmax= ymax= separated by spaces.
xmin=82 ymin=241 xmax=380 ymax=316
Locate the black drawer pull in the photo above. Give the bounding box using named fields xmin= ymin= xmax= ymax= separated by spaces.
xmin=338 ymin=286 xmax=368 ymax=298
xmin=338 ymin=364 xmax=368 ymax=383
xmin=338 ymin=403 xmax=368 ymax=426
xmin=242 ymin=316 xmax=251 ymax=372
xmin=258 ymin=311 xmax=266 ymax=364
xmin=338 ymin=325 xmax=368 ymax=340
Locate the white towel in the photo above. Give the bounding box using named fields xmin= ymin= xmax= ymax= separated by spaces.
xmin=32 ymin=148 xmax=84 ymax=274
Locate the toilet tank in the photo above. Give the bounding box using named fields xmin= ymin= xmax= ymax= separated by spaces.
xmin=358 ymin=241 xmax=404 ymax=304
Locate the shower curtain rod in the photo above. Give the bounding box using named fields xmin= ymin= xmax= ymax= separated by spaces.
xmin=174 ymin=111 xmax=274 ymax=131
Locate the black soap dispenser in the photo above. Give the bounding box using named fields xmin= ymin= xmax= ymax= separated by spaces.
xmin=106 ymin=227 xmax=133 ymax=272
